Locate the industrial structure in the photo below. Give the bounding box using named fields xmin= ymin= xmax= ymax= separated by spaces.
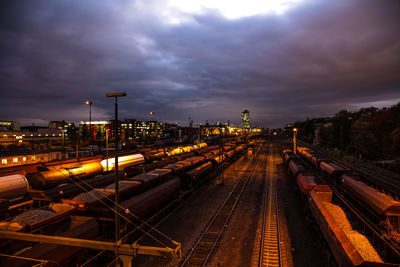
xmin=241 ymin=110 xmax=250 ymax=129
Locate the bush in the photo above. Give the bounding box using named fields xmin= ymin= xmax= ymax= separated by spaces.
xmin=342 ymin=154 xmax=357 ymax=163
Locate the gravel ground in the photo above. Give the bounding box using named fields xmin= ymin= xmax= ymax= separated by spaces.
xmin=133 ymin=142 xmax=325 ymax=266
xmin=206 ymin=145 xmax=266 ymax=267
xmin=132 ymin=150 xmax=255 ymax=267
xmin=275 ymin=144 xmax=326 ymax=267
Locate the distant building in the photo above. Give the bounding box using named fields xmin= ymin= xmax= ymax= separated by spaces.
xmin=121 ymin=120 xmax=163 ymax=142
xmin=0 ymin=121 xmax=20 ymax=131
xmin=0 ymin=149 xmax=66 ymax=168
xmin=79 ymin=121 xmax=111 ymax=139
xmin=49 ymin=120 xmax=76 ymax=136
xmin=241 ymin=110 xmax=250 ymax=129
xmin=0 ymin=129 xmax=64 ymax=149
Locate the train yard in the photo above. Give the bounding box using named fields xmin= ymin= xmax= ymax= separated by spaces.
xmin=0 ymin=138 xmax=400 ymax=266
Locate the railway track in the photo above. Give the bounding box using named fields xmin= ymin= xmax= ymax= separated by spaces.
xmin=296 ymin=139 xmax=400 ymax=198
xmin=180 ymin=144 xmax=264 ymax=267
xmin=256 ymin=143 xmax=282 ymax=267
xmin=293 ymin=140 xmax=400 ymax=256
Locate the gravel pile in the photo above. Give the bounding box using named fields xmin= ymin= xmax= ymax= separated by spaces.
xmin=324 ymin=201 xmax=383 ymax=263
xmin=347 ymin=231 xmax=383 ymax=262
xmin=11 ymin=210 xmax=56 ymax=224
xmin=106 ymin=182 xmax=133 ymax=191
xmin=73 ymin=189 xmax=112 ymax=202
xmin=324 ymin=202 xmax=352 ymax=232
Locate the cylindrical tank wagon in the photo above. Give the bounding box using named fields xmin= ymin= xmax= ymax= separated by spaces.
xmin=101 ymin=154 xmax=145 ymax=172
xmin=0 ymin=174 xmax=29 ymax=200
xmin=30 ymin=162 xmax=103 ymax=189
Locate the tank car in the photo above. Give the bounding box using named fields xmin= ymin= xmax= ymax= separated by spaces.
xmin=30 ymin=162 xmax=103 ymax=189
xmin=101 ymin=154 xmax=144 ymax=172
xmin=0 ymin=174 xmax=29 ymax=200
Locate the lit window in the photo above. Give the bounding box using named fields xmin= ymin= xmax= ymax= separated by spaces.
xmin=13 ymin=158 xmax=18 ymax=163
xmin=32 ymin=156 xmax=36 ymax=160
xmin=1 ymin=159 xmax=6 ymax=164
xmin=23 ymin=157 xmax=26 ymax=161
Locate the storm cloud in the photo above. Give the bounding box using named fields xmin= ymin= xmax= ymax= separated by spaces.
xmin=1 ymin=0 xmax=399 ymax=127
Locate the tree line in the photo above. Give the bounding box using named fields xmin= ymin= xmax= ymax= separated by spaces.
xmin=293 ymin=102 xmax=400 ymax=161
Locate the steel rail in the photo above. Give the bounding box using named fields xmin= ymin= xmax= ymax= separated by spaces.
xmin=293 ymin=140 xmax=400 ymax=257
xmin=181 ymin=145 xmax=264 ymax=267
xmin=126 ymin=150 xmax=248 ymax=245
xmin=258 ymin=144 xmax=282 ymax=267
xmin=296 ymin=139 xmax=400 ymax=198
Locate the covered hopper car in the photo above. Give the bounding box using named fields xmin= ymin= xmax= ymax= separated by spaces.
xmin=341 ymin=174 xmax=400 ymax=234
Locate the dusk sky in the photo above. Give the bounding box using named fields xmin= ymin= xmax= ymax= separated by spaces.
xmin=1 ymin=0 xmax=399 ymax=128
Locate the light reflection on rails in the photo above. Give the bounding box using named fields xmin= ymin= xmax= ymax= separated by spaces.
xmin=180 ymin=144 xmax=265 ymax=267
xmin=258 ymin=143 xmax=282 ymax=267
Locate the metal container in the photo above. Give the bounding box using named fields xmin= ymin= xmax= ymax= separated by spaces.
xmin=308 ymin=190 xmax=397 ymax=266
xmin=186 ymin=161 xmax=214 ymax=182
xmin=320 ymin=161 xmax=350 ymax=177
xmin=341 ymin=174 xmax=400 ymax=217
xmin=0 ymin=174 xmax=29 ymax=200
xmin=288 ymin=159 xmax=307 ymax=178
xmin=30 ymin=162 xmax=103 ymax=189
xmin=121 ymin=177 xmax=181 ymax=219
xmin=296 ymin=173 xmax=331 ymax=195
xmin=101 ymin=154 xmax=144 ymax=172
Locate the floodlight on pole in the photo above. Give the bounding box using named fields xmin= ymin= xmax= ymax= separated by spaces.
xmin=106 ymin=92 xmax=126 ymax=251
xmin=85 ymin=101 xmax=93 ymax=154
xmin=293 ymin=128 xmax=297 ymax=154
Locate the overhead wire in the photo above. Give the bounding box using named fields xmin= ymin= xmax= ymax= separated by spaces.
xmin=0 ymin=253 xmax=63 ymax=266
xmin=63 ymin=171 xmax=173 ymax=248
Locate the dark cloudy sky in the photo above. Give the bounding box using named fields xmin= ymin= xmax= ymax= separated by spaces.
xmin=1 ymin=0 xmax=399 ymax=128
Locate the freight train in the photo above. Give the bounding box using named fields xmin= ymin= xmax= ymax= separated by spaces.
xmin=0 ymin=144 xmax=212 ymax=199
xmin=294 ymin=146 xmax=400 ymax=237
xmin=0 ymin=144 xmax=245 ymax=266
xmin=282 ymin=149 xmax=400 ymax=266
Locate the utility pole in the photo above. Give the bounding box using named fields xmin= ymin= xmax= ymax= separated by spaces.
xmin=218 ymin=125 xmax=224 ymax=185
xmin=106 ymin=92 xmax=126 ymax=259
xmin=314 ymin=137 xmax=319 ymax=180
xmin=86 ymin=101 xmax=93 ymax=155
xmin=106 ymin=129 xmax=109 ymax=171
xmin=293 ymin=128 xmax=297 ymax=154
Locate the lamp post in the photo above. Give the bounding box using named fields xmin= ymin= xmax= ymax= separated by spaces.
xmin=106 ymin=129 xmax=109 ymax=171
xmin=293 ymin=128 xmax=297 ymax=154
xmin=106 ymin=92 xmax=126 ymax=249
xmin=85 ymin=101 xmax=93 ymax=155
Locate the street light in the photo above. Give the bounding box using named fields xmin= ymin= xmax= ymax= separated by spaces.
xmin=293 ymin=128 xmax=297 ymax=154
xmin=106 ymin=92 xmax=126 ymax=248
xmin=85 ymin=100 xmax=93 ymax=155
